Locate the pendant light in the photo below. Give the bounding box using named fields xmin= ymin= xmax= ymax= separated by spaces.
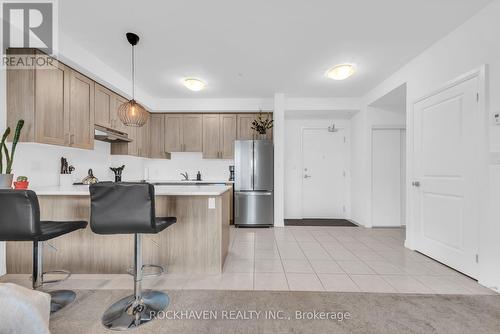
xmin=118 ymin=32 xmax=149 ymax=127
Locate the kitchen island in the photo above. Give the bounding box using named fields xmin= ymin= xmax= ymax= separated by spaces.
xmin=6 ymin=185 xmax=231 ymax=275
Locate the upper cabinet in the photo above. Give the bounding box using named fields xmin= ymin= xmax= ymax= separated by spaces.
xmin=220 ymin=114 xmax=237 ymax=158
xmin=202 ymin=114 xmax=220 ymax=159
xmin=164 ymin=114 xmax=203 ymax=153
xmin=33 ymin=56 xmax=69 ymax=146
xmin=149 ymin=114 xmax=170 ymax=159
xmin=236 ymin=114 xmax=256 ymax=140
xmin=182 ymin=114 xmax=203 ymax=152
xmin=203 ymin=114 xmax=237 ymax=159
xmin=236 ymin=113 xmax=273 ymax=141
xmin=94 ymin=84 xmax=112 ymax=128
xmin=68 ymin=70 xmax=95 ymax=149
xmin=6 ymin=49 xmax=273 ymax=159
xmin=164 ymin=115 xmax=183 ymax=152
xmin=110 ymin=95 xmax=129 ymax=133
xmin=7 ymin=49 xmax=94 ymax=149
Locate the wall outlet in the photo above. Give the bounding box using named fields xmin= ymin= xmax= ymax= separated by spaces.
xmin=208 ymin=197 xmax=216 ymax=209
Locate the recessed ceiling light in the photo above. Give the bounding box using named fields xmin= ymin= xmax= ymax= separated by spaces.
xmin=183 ymin=78 xmax=206 ymax=91
xmin=325 ymin=64 xmax=356 ymax=80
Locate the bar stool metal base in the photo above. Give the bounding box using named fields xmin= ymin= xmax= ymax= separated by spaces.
xmin=101 ymin=290 xmax=169 ymax=330
xmin=49 ymin=290 xmax=76 ymax=313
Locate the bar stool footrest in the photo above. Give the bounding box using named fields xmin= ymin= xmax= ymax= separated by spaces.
xmin=42 ymin=269 xmax=72 ymax=284
xmin=127 ymin=264 xmax=164 ymax=278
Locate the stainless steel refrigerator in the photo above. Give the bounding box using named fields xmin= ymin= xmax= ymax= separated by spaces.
xmin=234 ymin=140 xmax=274 ymax=227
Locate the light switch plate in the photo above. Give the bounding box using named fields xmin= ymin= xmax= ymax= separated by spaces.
xmin=208 ymin=198 xmax=216 ymax=209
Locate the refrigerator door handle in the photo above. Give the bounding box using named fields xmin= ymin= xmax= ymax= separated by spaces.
xmin=239 ymin=192 xmax=272 ymax=196
xmin=251 ymin=141 xmax=255 ymax=189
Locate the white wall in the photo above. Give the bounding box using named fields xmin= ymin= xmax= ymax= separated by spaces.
xmin=355 ymin=0 xmax=500 ymax=290
xmin=350 ymin=106 xmax=406 ymax=227
xmin=284 ymin=117 xmax=351 ymax=219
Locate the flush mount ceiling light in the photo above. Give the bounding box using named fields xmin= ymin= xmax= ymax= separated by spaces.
xmin=183 ymin=78 xmax=206 ymax=91
xmin=118 ymin=32 xmax=149 ymax=127
xmin=325 ymin=64 xmax=356 ymax=80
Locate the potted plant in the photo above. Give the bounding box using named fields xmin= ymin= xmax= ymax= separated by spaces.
xmin=0 ymin=120 xmax=24 ymax=189
xmin=251 ymin=112 xmax=273 ymax=139
xmin=13 ymin=176 xmax=29 ymax=190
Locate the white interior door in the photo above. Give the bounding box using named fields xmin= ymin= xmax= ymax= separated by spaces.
xmin=413 ymin=75 xmax=481 ymax=278
xmin=372 ymin=129 xmax=405 ymax=227
xmin=301 ymin=128 xmax=346 ymax=218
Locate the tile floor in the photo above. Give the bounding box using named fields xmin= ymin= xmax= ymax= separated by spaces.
xmin=1 ymin=226 xmax=496 ymax=294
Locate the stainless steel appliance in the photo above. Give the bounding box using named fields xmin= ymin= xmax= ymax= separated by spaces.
xmin=235 ymin=140 xmax=274 ymax=227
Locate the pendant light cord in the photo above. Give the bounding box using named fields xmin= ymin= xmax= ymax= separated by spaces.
xmin=132 ymin=44 xmax=135 ymax=100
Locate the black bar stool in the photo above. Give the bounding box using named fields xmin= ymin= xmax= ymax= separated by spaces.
xmin=0 ymin=190 xmax=88 ymax=313
xmin=89 ymin=182 xmax=176 ymax=330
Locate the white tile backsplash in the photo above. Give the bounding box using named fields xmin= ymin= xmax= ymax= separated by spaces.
xmin=144 ymin=152 xmax=233 ymax=181
xmin=11 ymin=142 xmax=233 ymax=187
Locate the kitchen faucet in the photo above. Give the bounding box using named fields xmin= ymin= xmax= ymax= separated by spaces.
xmin=180 ymin=172 xmax=189 ymax=181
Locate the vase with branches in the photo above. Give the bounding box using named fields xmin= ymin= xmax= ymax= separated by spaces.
xmin=0 ymin=119 xmax=24 ymax=188
xmin=251 ymin=112 xmax=273 ymax=137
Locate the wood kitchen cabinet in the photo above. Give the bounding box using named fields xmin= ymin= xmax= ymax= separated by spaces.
xmin=236 ymin=114 xmax=256 ymax=140
xmin=203 ymin=114 xmax=237 ymax=159
xmin=164 ymin=115 xmax=183 ymax=152
xmin=33 ymin=56 xmax=70 ymax=146
xmin=137 ymin=116 xmax=150 ymax=158
xmin=262 ymin=113 xmax=273 ymax=140
xmin=7 ymin=48 xmax=69 ymax=145
xmin=164 ymin=114 xmax=203 ymax=153
xmin=7 ymin=48 xmax=95 ymax=149
xmin=182 ymin=114 xmax=203 ymax=152
xmin=95 ymin=83 xmax=129 ymax=133
xmin=220 ymin=114 xmax=237 ymax=158
xmin=110 ymin=114 xmax=152 ymax=157
xmin=236 ymin=113 xmax=273 ymax=141
xmin=202 ymin=114 xmax=221 ymax=159
xmin=68 ymin=70 xmax=95 ymax=149
xmin=149 ymin=114 xmax=170 ymax=159
xmin=94 ymin=84 xmax=113 ymax=128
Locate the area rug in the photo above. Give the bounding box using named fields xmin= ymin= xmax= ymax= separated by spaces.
xmin=49 ymin=289 xmax=500 ymax=334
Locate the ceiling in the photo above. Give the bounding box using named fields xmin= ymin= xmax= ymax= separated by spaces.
xmin=60 ymin=0 xmax=492 ymax=99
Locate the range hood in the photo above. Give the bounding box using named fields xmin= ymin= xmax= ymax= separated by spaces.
xmin=94 ymin=124 xmax=132 ymax=143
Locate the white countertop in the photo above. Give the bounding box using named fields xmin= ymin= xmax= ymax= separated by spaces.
xmin=147 ymin=179 xmax=234 ymax=184
xmin=31 ymin=184 xmax=231 ymax=196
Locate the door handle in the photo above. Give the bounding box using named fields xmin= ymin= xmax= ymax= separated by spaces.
xmin=412 ymin=181 xmax=420 ymax=187
xmin=304 ymin=174 xmax=311 ymax=179
xmin=238 ymin=192 xmax=272 ymax=196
